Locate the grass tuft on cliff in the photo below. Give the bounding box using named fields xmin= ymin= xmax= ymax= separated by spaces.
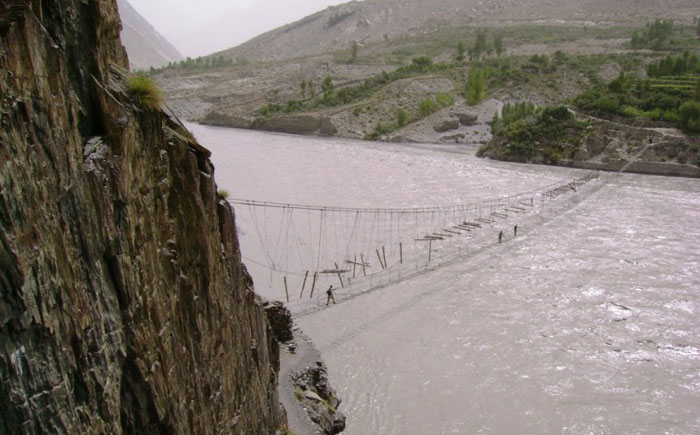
xmin=127 ymin=73 xmax=163 ymax=110
xmin=217 ymin=189 xmax=230 ymax=200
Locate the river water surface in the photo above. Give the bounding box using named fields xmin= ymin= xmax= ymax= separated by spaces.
xmin=188 ymin=123 xmax=700 ymax=435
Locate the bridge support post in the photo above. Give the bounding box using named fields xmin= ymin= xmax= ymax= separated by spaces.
xmin=309 ymin=272 xmax=318 ymax=299
xmin=376 ymin=249 xmax=385 ymax=269
xmin=299 ymin=270 xmax=309 ymax=299
xmin=334 ymin=262 xmax=344 ymax=288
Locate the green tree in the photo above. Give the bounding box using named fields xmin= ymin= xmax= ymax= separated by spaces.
xmin=351 ymin=42 xmax=359 ymax=63
xmin=494 ymin=35 xmax=504 ymax=57
xmin=284 ymin=100 xmax=303 ymax=113
xmin=397 ymin=109 xmax=408 ymax=127
xmin=472 ymin=29 xmax=488 ymax=60
xmin=608 ymin=71 xmax=628 ymax=93
xmin=631 ymin=31 xmax=644 ymax=49
xmin=679 ymin=101 xmax=700 ymax=132
xmin=411 ymin=56 xmax=433 ymax=70
xmin=490 ymin=111 xmax=501 ymax=134
xmin=646 ymin=52 xmax=699 ymax=77
xmin=466 ymin=69 xmax=486 ymax=105
xmin=321 ymin=76 xmax=335 ymax=103
xmin=499 ymin=101 xmax=538 ymax=131
xmin=435 ymin=92 xmax=455 ymax=108
xmin=631 ymin=19 xmax=675 ymax=50
xmin=419 ymin=98 xmax=438 ymax=116
xmin=300 ymin=80 xmax=308 ymax=99
xmin=456 ymin=41 xmax=466 ymax=62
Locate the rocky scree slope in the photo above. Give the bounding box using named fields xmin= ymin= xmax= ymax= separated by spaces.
xmin=1 ymin=1 xmax=284 ymax=433
xmin=219 ymin=0 xmax=698 ymax=62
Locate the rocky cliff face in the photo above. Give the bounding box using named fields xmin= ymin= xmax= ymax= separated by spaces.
xmin=1 ymin=1 xmax=284 ymax=433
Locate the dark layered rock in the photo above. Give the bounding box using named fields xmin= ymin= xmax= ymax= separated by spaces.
xmin=455 ymin=113 xmax=478 ymax=126
xmin=253 ymin=115 xmax=338 ymax=136
xmin=264 ymin=302 xmax=294 ymax=345
xmin=1 ymin=1 xmax=284 ymax=433
xmin=433 ymin=118 xmax=460 ymax=133
xmin=293 ymin=361 xmax=346 ymax=435
xmin=201 ymin=112 xmax=338 ymax=137
xmin=201 ymin=111 xmax=253 ymax=129
xmin=440 ymin=133 xmax=466 ymax=143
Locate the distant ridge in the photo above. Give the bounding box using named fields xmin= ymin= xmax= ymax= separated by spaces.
xmin=117 ymin=0 xmax=183 ymax=70
xmin=216 ymin=0 xmax=698 ymax=62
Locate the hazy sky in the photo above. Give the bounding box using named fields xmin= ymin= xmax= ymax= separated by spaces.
xmin=128 ymin=0 xmax=348 ymax=57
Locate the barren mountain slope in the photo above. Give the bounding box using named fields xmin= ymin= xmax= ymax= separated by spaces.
xmin=219 ymin=0 xmax=698 ymax=62
xmin=117 ymin=0 xmax=183 ymax=69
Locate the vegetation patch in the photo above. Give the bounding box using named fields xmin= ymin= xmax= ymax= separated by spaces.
xmin=217 ymin=189 xmax=230 ymax=200
xmin=126 ymin=73 xmax=163 ymax=110
xmin=364 ymin=92 xmax=453 ymax=140
xmin=646 ymin=52 xmax=700 ymax=78
xmin=573 ymin=70 xmax=700 ymax=133
xmin=478 ymin=106 xmax=589 ymax=164
xmin=679 ymin=101 xmax=700 ymax=133
xmin=364 ymin=122 xmax=394 ymax=140
xmin=419 ymin=92 xmax=454 ymax=116
xmin=396 ymin=109 xmax=409 ymax=127
xmin=491 ymin=101 xmax=539 ymax=134
xmin=466 ymin=68 xmax=487 ymax=105
xmin=254 ymin=56 xmax=451 ymax=119
xmin=629 ymin=19 xmax=700 ymax=52
xmin=630 ymin=19 xmax=675 ymax=50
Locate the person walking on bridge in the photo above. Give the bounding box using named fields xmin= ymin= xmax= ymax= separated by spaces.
xmin=326 ymin=285 xmax=336 ymax=305
xmin=498 ymin=230 xmax=504 ymax=243
xmin=514 ymin=225 xmax=518 ymax=237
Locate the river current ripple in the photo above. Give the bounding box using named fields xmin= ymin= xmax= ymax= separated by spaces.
xmin=190 ymin=123 xmax=700 ymax=435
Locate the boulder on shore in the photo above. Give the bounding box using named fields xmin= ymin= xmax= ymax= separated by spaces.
xmin=434 ymin=118 xmax=460 ymax=132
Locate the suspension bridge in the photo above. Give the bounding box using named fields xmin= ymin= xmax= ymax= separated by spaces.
xmin=228 ymin=173 xmax=599 ymax=315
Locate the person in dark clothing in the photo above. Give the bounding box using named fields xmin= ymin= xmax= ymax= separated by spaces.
xmin=326 ymin=285 xmax=336 ymax=305
xmin=498 ymin=230 xmax=504 ymax=243
xmin=514 ymin=225 xmax=518 ymax=237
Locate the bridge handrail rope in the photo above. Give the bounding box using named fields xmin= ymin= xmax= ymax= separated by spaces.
xmin=226 ymin=177 xmax=578 ymax=215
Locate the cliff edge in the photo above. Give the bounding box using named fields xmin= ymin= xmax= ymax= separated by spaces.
xmin=1 ymin=1 xmax=284 ymax=433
